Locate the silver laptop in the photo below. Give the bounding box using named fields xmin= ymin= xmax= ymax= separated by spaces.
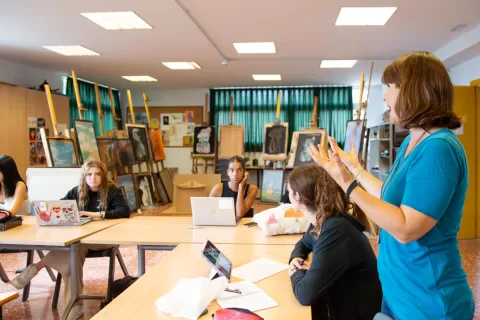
xmin=191 ymin=197 xmax=241 ymax=226
xmin=32 ymin=200 xmax=93 ymax=226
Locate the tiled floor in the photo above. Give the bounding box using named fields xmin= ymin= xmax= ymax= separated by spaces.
xmin=1 ymin=204 xmax=479 ymax=320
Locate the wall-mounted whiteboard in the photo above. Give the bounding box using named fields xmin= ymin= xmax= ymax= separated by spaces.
xmin=27 ymin=168 xmax=82 ymax=201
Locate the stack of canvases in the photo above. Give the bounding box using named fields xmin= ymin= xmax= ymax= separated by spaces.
xmin=39 ymin=119 xmax=175 ymax=212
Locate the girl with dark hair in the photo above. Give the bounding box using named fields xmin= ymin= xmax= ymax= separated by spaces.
xmin=0 ymin=155 xmax=29 ymax=215
xmin=288 ymin=164 xmax=382 ymax=320
xmin=209 ymin=156 xmax=258 ymax=218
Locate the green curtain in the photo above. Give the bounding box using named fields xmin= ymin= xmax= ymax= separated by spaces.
xmin=65 ymin=77 xmax=122 ymax=136
xmin=210 ymin=86 xmax=352 ymax=152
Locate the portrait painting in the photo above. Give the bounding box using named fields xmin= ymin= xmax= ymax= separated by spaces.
xmin=294 ymin=133 xmax=322 ymax=166
xmin=126 ymin=124 xmax=150 ymax=162
xmin=193 ymin=126 xmax=215 ymax=155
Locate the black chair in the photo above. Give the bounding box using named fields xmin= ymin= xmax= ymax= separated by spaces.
xmin=51 ymin=246 xmax=129 ymax=309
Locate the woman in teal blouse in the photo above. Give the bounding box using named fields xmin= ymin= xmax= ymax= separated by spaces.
xmin=309 ymin=51 xmax=474 ymax=320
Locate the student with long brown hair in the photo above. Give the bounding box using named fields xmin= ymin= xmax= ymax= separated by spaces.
xmin=0 ymin=155 xmax=29 ymax=216
xmin=288 ymin=164 xmax=382 ymax=320
xmin=10 ymin=160 xmax=130 ymax=320
xmin=309 ymin=52 xmax=474 ymax=319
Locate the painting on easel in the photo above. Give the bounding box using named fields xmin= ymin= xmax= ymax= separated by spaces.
xmin=287 ymin=132 xmax=299 ymax=167
xmin=46 ymin=138 xmax=79 ymax=168
xmin=117 ymin=139 xmax=136 ymax=166
xmin=294 ymin=133 xmax=323 ymax=166
xmin=218 ymin=125 xmax=244 ymax=159
xmin=193 ymin=126 xmax=215 ymax=155
xmin=344 ymin=120 xmax=365 ymax=154
xmin=73 ymin=120 xmax=100 ymax=164
xmin=264 ymin=124 xmax=288 ymax=155
xmin=126 ymin=124 xmax=150 ymax=162
xmin=149 ymin=129 xmax=166 ymax=161
xmin=97 ymin=139 xmax=121 ymax=169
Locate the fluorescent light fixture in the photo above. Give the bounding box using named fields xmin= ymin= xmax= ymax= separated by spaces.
xmin=43 ymin=45 xmax=99 ymax=56
xmin=233 ymin=42 xmax=276 ymax=54
xmin=252 ymin=74 xmax=281 ymax=81
xmin=162 ymin=62 xmax=202 ymax=70
xmin=320 ymin=60 xmax=358 ymax=68
xmin=335 ymin=7 xmax=397 ymax=26
xmin=81 ymin=11 xmax=152 ymax=30
xmin=122 ymin=76 xmax=157 ymax=82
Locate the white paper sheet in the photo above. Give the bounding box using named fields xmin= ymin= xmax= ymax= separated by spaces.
xmin=232 ymin=258 xmax=288 ymax=283
xmin=217 ymin=281 xmax=278 ymax=312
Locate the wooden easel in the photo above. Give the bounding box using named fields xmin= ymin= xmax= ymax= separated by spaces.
xmin=217 ymin=96 xmax=245 ymax=159
xmin=71 ymin=70 xmax=87 ymax=120
xmin=263 ymin=92 xmax=288 ymax=169
xmin=143 ymin=93 xmax=165 ymax=172
xmin=356 ymin=62 xmax=374 ymax=167
xmin=108 ymin=87 xmax=122 ymax=130
xmin=299 ymin=96 xmax=328 ymax=153
xmin=192 ymin=93 xmax=217 ymax=174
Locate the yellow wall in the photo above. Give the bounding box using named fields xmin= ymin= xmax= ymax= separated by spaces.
xmin=453 ymin=86 xmax=476 ymax=239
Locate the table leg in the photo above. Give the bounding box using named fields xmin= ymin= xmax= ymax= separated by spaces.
xmin=138 ymin=245 xmax=146 ymax=277
xmin=61 ymin=242 xmax=79 ymax=320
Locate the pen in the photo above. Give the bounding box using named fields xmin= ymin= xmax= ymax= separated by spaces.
xmin=225 ymin=288 xmax=242 ymax=294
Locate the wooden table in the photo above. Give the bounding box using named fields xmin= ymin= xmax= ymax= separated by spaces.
xmin=91 ymin=243 xmax=310 ymax=320
xmin=81 ymin=216 xmax=303 ymax=276
xmin=0 ymin=217 xmax=126 ymax=320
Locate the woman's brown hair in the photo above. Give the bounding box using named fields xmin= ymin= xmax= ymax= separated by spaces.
xmin=288 ymin=164 xmax=360 ymax=235
xmin=382 ymin=51 xmax=462 ymax=130
xmin=78 ymin=160 xmax=113 ymax=211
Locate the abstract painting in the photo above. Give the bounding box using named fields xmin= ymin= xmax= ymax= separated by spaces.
xmin=260 ymin=169 xmax=284 ymax=203
xmin=73 ymin=120 xmax=100 ymax=164
xmin=47 ymin=138 xmax=79 ymax=168
xmin=193 ymin=126 xmax=215 ymax=155
xmin=149 ymin=129 xmax=166 ymax=161
xmin=344 ymin=120 xmax=365 ymax=154
xmin=126 ymin=124 xmax=150 ymax=162
xmin=117 ymin=139 xmax=136 ymax=166
xmin=294 ymin=133 xmax=322 ymax=166
xmin=135 ymin=174 xmax=156 ymax=209
xmin=97 ymin=139 xmax=121 ymax=169
xmin=264 ymin=124 xmax=287 ymax=155
xmin=117 ymin=175 xmax=138 ymax=212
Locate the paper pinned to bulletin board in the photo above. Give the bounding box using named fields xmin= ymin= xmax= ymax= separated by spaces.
xmin=168 ymin=123 xmax=194 ymax=146
xmin=160 ymin=113 xmax=184 ymax=131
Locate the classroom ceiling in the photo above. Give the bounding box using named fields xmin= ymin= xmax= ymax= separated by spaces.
xmin=1 ymin=0 xmax=479 ymax=89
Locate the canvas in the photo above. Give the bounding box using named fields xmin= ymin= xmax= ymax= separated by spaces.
xmin=47 ymin=138 xmax=79 ymax=167
xmin=218 ymin=125 xmax=244 ymax=159
xmin=294 ymin=133 xmax=322 ymax=166
xmin=264 ymin=124 xmax=287 ymax=155
xmin=287 ymin=132 xmax=300 ymax=167
xmin=135 ymin=174 xmax=156 ymax=209
xmin=153 ymin=173 xmax=170 ymax=205
xmin=260 ymin=169 xmax=284 ymax=203
xmin=117 ymin=175 xmax=138 ymax=211
xmin=30 ymin=142 xmax=47 ymax=166
xmin=149 ymin=129 xmax=166 ymax=161
xmin=73 ymin=120 xmax=100 ymax=164
xmin=159 ymin=169 xmax=174 ymax=202
xmin=117 ymin=139 xmax=136 ymax=166
xmin=193 ymin=126 xmax=215 ymax=155
xmin=97 ymin=139 xmax=121 ymax=169
xmin=344 ymin=120 xmax=365 ymax=154
xmin=126 ymin=124 xmax=150 ymax=162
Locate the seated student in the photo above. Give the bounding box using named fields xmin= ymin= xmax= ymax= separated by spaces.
xmin=209 ymin=156 xmax=258 ymax=218
xmin=287 ymin=164 xmax=382 ymax=320
xmin=10 ymin=160 xmax=130 ymax=320
xmin=0 ymin=155 xmax=29 ymax=216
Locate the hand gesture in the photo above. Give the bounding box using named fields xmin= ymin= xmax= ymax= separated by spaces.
xmin=239 ymin=172 xmax=249 ymax=189
xmin=332 ymin=138 xmax=362 ymax=174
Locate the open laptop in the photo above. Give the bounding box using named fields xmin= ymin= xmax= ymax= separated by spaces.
xmin=191 ymin=197 xmax=241 ymax=226
xmin=32 ymin=200 xmax=93 ymax=226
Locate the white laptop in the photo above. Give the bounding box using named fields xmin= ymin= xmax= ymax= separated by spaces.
xmin=32 ymin=200 xmax=93 ymax=226
xmin=191 ymin=197 xmax=241 ymax=226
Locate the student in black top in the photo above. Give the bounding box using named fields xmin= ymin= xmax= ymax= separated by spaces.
xmin=10 ymin=160 xmax=130 ymax=320
xmin=287 ymin=164 xmax=382 ymax=320
xmin=209 ymin=156 xmax=258 ymax=218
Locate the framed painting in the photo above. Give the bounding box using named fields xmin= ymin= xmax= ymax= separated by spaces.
xmin=117 ymin=139 xmax=136 ymax=166
xmin=97 ymin=139 xmax=121 ymax=169
xmin=73 ymin=120 xmax=100 ymax=164
xmin=294 ymin=132 xmax=323 ymax=167
xmin=344 ymin=120 xmax=365 ymax=154
xmin=218 ymin=125 xmax=244 ymax=159
xmin=117 ymin=175 xmax=137 ymax=212
xmin=149 ymin=129 xmax=166 ymax=161
xmin=193 ymin=126 xmax=215 ymax=155
xmin=135 ymin=174 xmax=156 ymax=209
xmin=260 ymin=169 xmax=284 ymax=203
xmin=46 ymin=138 xmax=79 ymax=168
xmin=263 ymin=123 xmax=288 ymax=155
xmin=299 ymin=128 xmax=328 ymax=153
xmin=126 ymin=124 xmax=151 ymax=162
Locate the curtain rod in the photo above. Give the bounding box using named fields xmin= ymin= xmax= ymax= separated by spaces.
xmin=211 ymin=85 xmax=351 ymax=90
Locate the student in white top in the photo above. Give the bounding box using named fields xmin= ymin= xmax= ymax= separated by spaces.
xmin=0 ymin=155 xmax=29 ymax=216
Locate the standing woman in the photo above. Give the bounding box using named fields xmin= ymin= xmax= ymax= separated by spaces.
xmin=209 ymin=156 xmax=258 ymax=218
xmin=309 ymin=51 xmax=474 ymax=319
xmin=0 ymin=155 xmax=29 ymax=216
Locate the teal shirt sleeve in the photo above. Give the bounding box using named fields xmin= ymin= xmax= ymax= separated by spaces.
xmin=401 ymin=139 xmax=462 ymax=220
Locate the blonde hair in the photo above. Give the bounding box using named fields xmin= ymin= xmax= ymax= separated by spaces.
xmin=78 ymin=160 xmax=113 ymax=211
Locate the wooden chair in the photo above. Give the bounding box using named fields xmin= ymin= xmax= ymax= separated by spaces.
xmin=0 ymin=291 xmax=19 ymax=320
